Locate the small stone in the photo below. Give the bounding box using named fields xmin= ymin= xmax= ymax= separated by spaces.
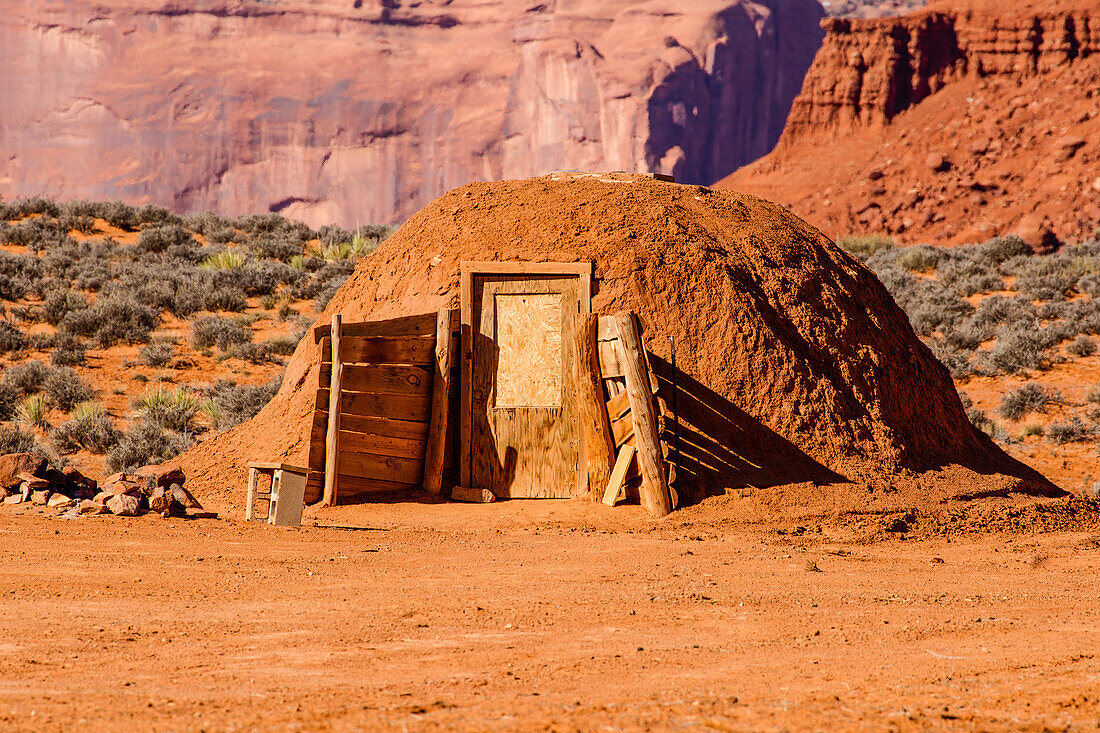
xmin=109 ymin=480 xmax=142 ymax=496
xmin=78 ymin=499 xmax=106 ymax=515
xmin=450 ymin=487 xmax=495 ymax=503
xmin=48 ymin=494 xmax=76 ymax=508
xmin=867 ymin=168 xmax=884 ymax=181
xmin=149 ymin=493 xmax=174 ymax=514
xmin=17 ymin=474 xmax=48 ymax=490
xmin=169 ymin=483 xmax=203 ymax=510
xmin=4 ymin=494 xmax=23 ymax=505
xmin=925 ymin=152 xmax=948 ymax=172
xmin=106 ymin=493 xmax=141 ymax=517
xmin=136 ymin=464 xmax=185 ymax=489
xmin=31 ymin=490 xmax=51 ymax=505
xmin=92 ymin=491 xmax=111 ymax=505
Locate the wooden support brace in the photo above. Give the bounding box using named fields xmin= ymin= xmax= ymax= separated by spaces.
xmin=322 ymin=313 xmax=343 ymax=507
xmin=613 ymin=311 xmax=673 ymax=518
xmin=572 ymin=313 xmax=616 ymax=501
xmin=422 ymin=307 xmax=453 ymax=495
xmin=602 ymin=444 xmax=636 ymax=507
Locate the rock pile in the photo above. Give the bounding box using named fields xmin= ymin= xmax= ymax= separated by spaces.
xmin=0 ymin=454 xmax=213 ymax=519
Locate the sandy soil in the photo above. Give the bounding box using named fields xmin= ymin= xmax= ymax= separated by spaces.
xmin=2 ymin=500 xmax=1098 ymax=731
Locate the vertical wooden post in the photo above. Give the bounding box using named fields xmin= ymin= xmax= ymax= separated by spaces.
xmin=613 ymin=311 xmax=672 ymax=518
xmin=322 ymin=313 xmax=342 ymax=507
xmin=423 ymin=307 xmax=452 ymax=495
xmin=572 ymin=313 xmax=616 ymax=500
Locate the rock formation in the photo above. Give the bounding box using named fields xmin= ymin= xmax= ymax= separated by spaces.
xmin=721 ymin=0 xmax=1100 ymax=245
xmin=0 ymin=0 xmax=823 ymax=226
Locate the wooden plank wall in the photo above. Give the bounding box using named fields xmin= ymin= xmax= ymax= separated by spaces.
xmin=305 ymin=311 xmax=460 ymax=504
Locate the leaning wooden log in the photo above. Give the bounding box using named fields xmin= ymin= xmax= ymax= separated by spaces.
xmin=613 ymin=311 xmax=673 ymax=518
xmin=572 ymin=313 xmax=616 ymax=501
xmin=422 ymin=307 xmax=453 ymax=495
xmin=322 ymin=313 xmax=343 ymax=507
xmin=602 ymin=444 xmax=636 ymax=506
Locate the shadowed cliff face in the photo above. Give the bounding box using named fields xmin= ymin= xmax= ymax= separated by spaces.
xmin=0 ymin=0 xmax=823 ymax=226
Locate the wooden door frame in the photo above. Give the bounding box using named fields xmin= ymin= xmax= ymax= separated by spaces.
xmin=459 ymin=261 xmax=593 ymax=490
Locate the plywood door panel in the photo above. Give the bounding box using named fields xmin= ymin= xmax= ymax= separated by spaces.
xmin=469 ymin=276 xmax=584 ymax=498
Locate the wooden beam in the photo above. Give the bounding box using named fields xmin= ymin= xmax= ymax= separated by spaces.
xmin=313 ymin=311 xmax=459 ymax=343
xmin=602 ymin=444 xmax=636 ymax=506
xmin=572 ymin=313 xmax=616 ymax=501
xmin=321 ymin=335 xmax=436 ymax=366
xmin=613 ymin=311 xmax=672 ymax=518
xmin=458 ymin=260 xmax=593 ymax=277
xmin=459 ymin=268 xmax=474 ymax=488
xmin=423 ymin=307 xmax=453 ymax=495
xmin=322 ymin=313 xmax=343 ymax=507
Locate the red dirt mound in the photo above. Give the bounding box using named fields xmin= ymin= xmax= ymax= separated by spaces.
xmin=176 ymin=174 xmax=1057 ymax=516
xmin=719 ymin=0 xmax=1100 ymax=246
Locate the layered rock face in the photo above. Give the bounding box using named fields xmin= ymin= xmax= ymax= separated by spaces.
xmin=722 ymin=0 xmax=1100 ymax=245
xmin=0 ymin=0 xmax=823 ymax=226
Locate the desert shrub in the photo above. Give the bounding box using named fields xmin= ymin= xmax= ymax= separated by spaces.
xmin=59 ymin=214 xmax=96 ymax=234
xmin=51 ymin=403 xmax=122 ymax=454
xmin=41 ymin=288 xmax=88 ymax=326
xmin=959 ymin=393 xmax=993 ymax=433
xmin=139 ymin=341 xmax=175 ymax=367
xmin=50 ymin=333 xmax=87 ymax=367
xmin=182 ymin=210 xmax=232 ymax=237
xmin=60 ymin=295 xmax=160 ymax=347
xmin=895 ymin=245 xmax=942 ymax=273
xmin=263 ymin=335 xmax=298 ymax=356
xmin=1022 ymin=424 xmax=1045 ymax=438
xmin=204 ymin=375 xmax=282 ymax=431
xmin=927 ymin=339 xmax=972 ymax=379
xmin=0 ymin=320 xmax=27 ymax=353
xmin=0 ymin=251 xmax=37 ymax=299
xmin=138 ymin=224 xmax=193 ymax=253
xmin=1047 ymin=417 xmax=1092 ymax=445
xmin=205 ymin=227 xmax=243 ymax=245
xmin=0 ymin=196 xmax=60 ymax=220
xmin=133 ymin=386 xmax=198 ymax=433
xmin=134 ymin=205 xmax=182 ymax=229
xmin=227 ymin=342 xmax=274 ymax=364
xmin=0 ymin=424 xmax=42 ymax=455
xmin=252 ymin=233 xmax=304 ymax=262
xmin=233 ymin=260 xmax=299 ymax=295
xmin=1067 ymin=335 xmax=1097 ymax=357
xmin=17 ymin=394 xmax=50 ymax=428
xmin=88 ymin=200 xmax=138 ymax=231
xmin=105 ymin=419 xmax=191 ymax=473
xmin=43 ymin=367 xmax=93 ymax=411
xmin=998 ymin=384 xmax=1061 ymax=420
xmin=235 ymin=212 xmax=311 ymax=242
xmin=191 ymin=315 xmax=252 ymax=350
xmin=979 ymin=324 xmax=1049 ymax=374
xmin=977 ymin=234 xmax=1031 ymax=267
xmin=204 ymin=284 xmax=248 ymax=312
xmin=1 ymin=360 xmax=49 ymax=395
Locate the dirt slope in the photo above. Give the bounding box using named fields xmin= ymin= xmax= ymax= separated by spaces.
xmin=175 ymin=174 xmax=1055 ymax=515
xmin=719 ymin=0 xmax=1100 ymax=245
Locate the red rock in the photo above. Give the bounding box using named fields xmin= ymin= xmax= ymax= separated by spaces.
xmin=3 ymin=494 xmax=23 ymax=505
xmin=135 ymin=464 xmax=186 ymax=489
xmin=1015 ymin=213 xmax=1059 ymax=253
xmin=106 ymin=494 xmax=141 ymax=517
xmin=18 ymin=474 xmax=49 ymax=490
xmin=925 ymin=152 xmax=948 ymax=172
xmin=30 ymin=490 xmax=50 ymax=505
xmin=78 ymin=499 xmax=106 ymax=515
xmin=0 ymin=454 xmax=46 ymax=490
xmin=0 ymin=0 xmax=825 ymax=226
xmin=169 ymin=484 xmax=203 ymax=511
xmin=48 ymin=494 xmax=75 ymax=508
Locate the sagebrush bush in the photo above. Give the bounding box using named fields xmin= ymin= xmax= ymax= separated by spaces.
xmin=263 ymin=335 xmax=298 ymax=356
xmin=1 ymin=360 xmax=49 ymax=395
xmin=0 ymin=320 xmax=27 ymax=353
xmin=204 ymin=375 xmax=281 ymax=431
xmin=50 ymin=333 xmax=86 ymax=366
xmin=137 ymin=224 xmax=193 ymax=253
xmin=51 ymin=405 xmax=122 ymax=454
xmin=105 ymin=419 xmax=191 ymax=472
xmin=998 ymin=384 xmax=1061 ymax=420
xmin=0 ymin=424 xmax=43 ymax=456
xmin=43 ymin=367 xmax=93 ymax=411
xmin=41 ymin=288 xmax=88 ymax=326
xmin=895 ymin=245 xmax=942 ymax=273
xmin=60 ymin=295 xmax=160 ymax=347
xmin=204 ymin=285 xmax=248 ymax=312
xmin=1047 ymin=417 xmax=1092 ymax=445
xmin=1067 ymin=335 xmax=1097 ymax=357
xmin=191 ymin=315 xmax=253 ymax=350
xmin=139 ymin=341 xmax=174 ymax=367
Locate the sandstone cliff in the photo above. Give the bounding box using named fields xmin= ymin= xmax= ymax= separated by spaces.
xmin=721 ymin=0 xmax=1100 ymax=245
xmin=0 ymin=0 xmax=823 ymax=226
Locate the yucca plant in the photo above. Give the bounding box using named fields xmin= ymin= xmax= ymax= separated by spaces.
xmin=72 ymin=400 xmax=107 ymax=420
xmin=288 ymin=254 xmax=308 ymax=271
xmin=198 ymin=398 xmax=221 ymax=429
xmin=17 ymin=394 xmax=50 ymax=428
xmin=134 ymin=386 xmax=198 ymax=433
xmin=200 ymin=250 xmax=246 ymax=271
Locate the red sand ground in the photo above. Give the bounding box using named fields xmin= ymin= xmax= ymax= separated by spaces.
xmin=1 ymin=505 xmax=1098 ymax=731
